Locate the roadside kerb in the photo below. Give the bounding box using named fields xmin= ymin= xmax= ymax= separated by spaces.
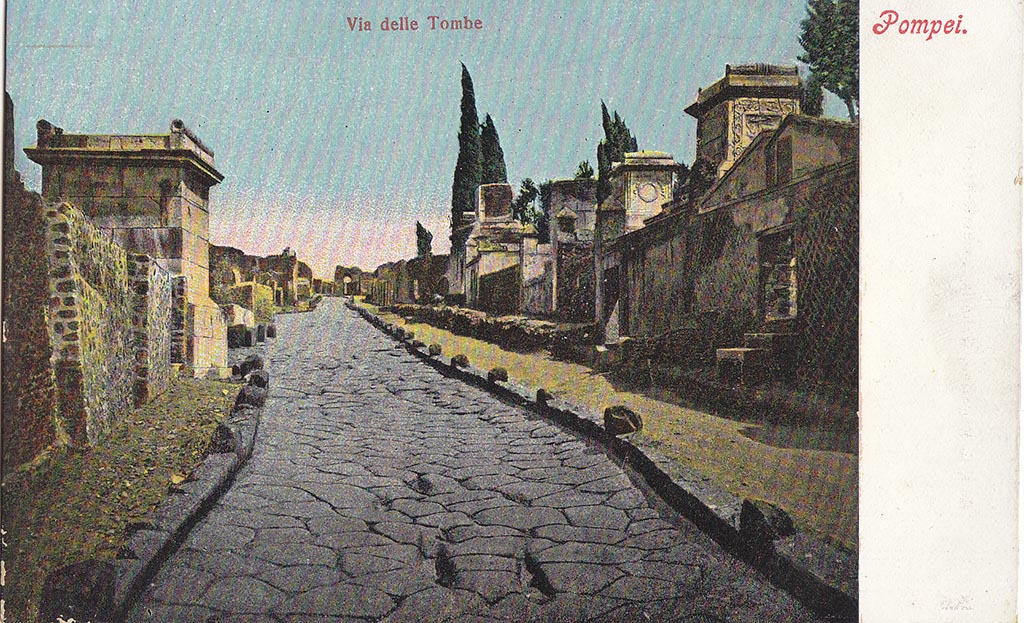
xmin=104 ymin=371 xmax=269 ymax=622
xmin=347 ymin=299 xmax=856 ymax=620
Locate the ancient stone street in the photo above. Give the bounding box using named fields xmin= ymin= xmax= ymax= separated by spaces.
xmin=127 ymin=299 xmax=822 ymax=622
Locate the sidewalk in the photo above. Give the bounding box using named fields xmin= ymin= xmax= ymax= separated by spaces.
xmin=366 ymin=302 xmax=857 ymax=552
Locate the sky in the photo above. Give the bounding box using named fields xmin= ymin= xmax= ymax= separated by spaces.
xmin=6 ymin=0 xmax=843 ymax=279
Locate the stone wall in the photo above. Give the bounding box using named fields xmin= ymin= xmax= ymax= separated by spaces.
xmin=521 ymin=239 xmax=553 ymax=316
xmin=477 ymin=264 xmax=521 ymax=316
xmin=618 ymin=213 xmax=692 ymax=338
xmin=44 ymin=202 xmax=173 ymax=445
xmin=792 ymin=167 xmax=858 ymax=386
xmin=555 ymin=242 xmax=596 ymax=322
xmin=128 ymin=253 xmax=173 ymax=403
xmin=225 ymin=282 xmax=275 ymax=322
xmin=2 ymin=181 xmax=59 ymax=472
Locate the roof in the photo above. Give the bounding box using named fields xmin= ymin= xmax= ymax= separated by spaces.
xmin=685 ymin=64 xmax=801 ymax=119
xmin=24 ymin=118 xmax=223 ymax=184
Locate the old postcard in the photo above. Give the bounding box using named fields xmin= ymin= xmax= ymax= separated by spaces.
xmin=2 ymin=1 xmax=1019 ymax=622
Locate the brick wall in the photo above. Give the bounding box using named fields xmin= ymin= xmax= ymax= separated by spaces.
xmin=42 ymin=202 xmax=174 ymax=447
xmin=46 ymin=202 xmax=135 ymax=445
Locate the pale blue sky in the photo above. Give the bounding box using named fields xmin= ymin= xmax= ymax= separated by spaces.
xmin=6 ymin=1 xmax=842 ymax=276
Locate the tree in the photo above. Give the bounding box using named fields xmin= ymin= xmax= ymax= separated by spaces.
xmin=685 ymin=158 xmax=717 ymax=207
xmin=798 ymin=0 xmax=858 ymax=120
xmin=512 ymin=178 xmax=539 ymax=224
xmin=480 ymin=114 xmax=508 ymax=184
xmin=575 ymin=160 xmax=594 ymax=179
xmin=800 ymin=71 xmax=825 ymax=117
xmin=537 ymin=180 xmax=553 ymax=243
xmin=416 ymin=221 xmax=433 ymax=257
xmin=450 ymin=63 xmax=482 ymax=240
xmin=596 ymin=102 xmax=638 ymax=204
xmin=671 ymin=162 xmax=692 ymax=203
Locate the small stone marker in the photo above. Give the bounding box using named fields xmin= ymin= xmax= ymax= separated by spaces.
xmin=603 ymin=405 xmax=642 ymax=435
xmin=739 ymin=498 xmax=795 ymax=542
xmin=208 ymin=422 xmax=236 ymax=454
xmin=536 ymin=388 xmax=552 ymax=405
xmin=428 ymin=343 xmax=442 ymax=357
xmin=235 ymin=384 xmax=267 ymax=409
xmin=248 ymin=369 xmax=270 ymax=389
xmin=487 ymin=367 xmax=509 ymax=383
xmin=451 ymin=353 xmax=470 ymax=368
xmin=266 ymin=323 xmax=277 ymax=338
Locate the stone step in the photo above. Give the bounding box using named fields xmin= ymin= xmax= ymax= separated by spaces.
xmin=715 ymin=347 xmax=769 ymax=386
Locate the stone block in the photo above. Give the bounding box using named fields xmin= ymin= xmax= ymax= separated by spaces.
xmin=235 ymin=384 xmax=267 ymax=409
xmin=451 ymin=354 xmax=470 ymax=368
xmin=428 ymin=343 xmax=442 ymax=357
xmin=248 ymin=369 xmax=270 ymax=389
xmin=208 ymin=422 xmax=237 ymax=454
xmin=266 ymin=323 xmax=277 ymax=338
xmin=487 ymin=367 xmax=509 ymax=383
xmin=236 ymin=354 xmax=264 ymax=377
xmin=740 ymin=498 xmax=795 ymax=543
xmin=38 ymin=559 xmax=115 ymax=623
xmin=716 ymin=347 xmax=769 ymax=386
xmin=603 ymin=405 xmax=642 ymax=436
xmin=255 ymin=323 xmax=267 ymax=342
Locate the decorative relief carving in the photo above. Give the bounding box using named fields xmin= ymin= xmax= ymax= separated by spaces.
xmin=728 ymin=98 xmax=797 ymax=162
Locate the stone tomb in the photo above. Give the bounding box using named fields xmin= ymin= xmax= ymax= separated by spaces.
xmin=26 ymin=119 xmax=229 ymax=377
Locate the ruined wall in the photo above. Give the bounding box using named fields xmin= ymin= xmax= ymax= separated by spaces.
xmin=555 ymin=242 xmax=595 ymax=322
xmin=619 ymin=214 xmax=691 ymax=337
xmin=44 ymin=202 xmax=175 ymax=445
xmin=225 ymin=282 xmax=274 ymax=322
xmin=128 ymin=253 xmax=173 ymax=403
xmin=477 ymin=264 xmax=521 ymax=316
xmin=399 ymin=255 xmax=450 ymax=304
xmin=792 ymin=167 xmax=858 ymax=385
xmin=2 ymin=183 xmax=58 ymax=472
xmin=521 ymin=240 xmax=553 ymax=316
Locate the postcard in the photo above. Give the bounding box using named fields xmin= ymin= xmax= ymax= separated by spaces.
xmin=2 ymin=1 xmax=1020 ymax=622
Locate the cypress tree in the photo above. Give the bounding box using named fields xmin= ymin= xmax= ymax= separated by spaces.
xmin=450 ymin=63 xmax=482 ymax=240
xmin=416 ymin=221 xmax=433 ymax=257
xmin=480 ymin=113 xmax=508 ymax=184
xmin=596 ymin=102 xmax=638 ymax=204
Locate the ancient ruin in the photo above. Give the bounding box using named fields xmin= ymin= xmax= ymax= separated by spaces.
xmin=25 ymin=118 xmax=229 ymax=377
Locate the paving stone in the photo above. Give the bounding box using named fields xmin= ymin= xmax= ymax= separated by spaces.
xmin=202 ymin=576 xmax=286 ymax=613
xmin=276 ymin=583 xmax=395 ymax=618
xmin=258 ymin=564 xmax=343 ymax=593
xmin=251 ymin=542 xmax=337 ymax=566
xmin=378 ymin=586 xmax=485 ymax=623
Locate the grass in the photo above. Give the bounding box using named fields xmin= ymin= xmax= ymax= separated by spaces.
xmin=1 ymin=376 xmax=237 ymax=623
xmin=363 ymin=300 xmax=857 ymax=552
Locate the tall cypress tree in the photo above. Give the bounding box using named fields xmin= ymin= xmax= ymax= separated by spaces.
xmin=450 ymin=63 xmax=482 ymax=240
xmin=596 ymin=102 xmax=638 ymax=204
xmin=479 ymin=114 xmax=508 ymax=185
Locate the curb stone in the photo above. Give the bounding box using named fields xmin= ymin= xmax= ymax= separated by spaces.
xmin=347 ymin=300 xmax=857 ymax=620
xmin=43 ymin=372 xmax=271 ymax=623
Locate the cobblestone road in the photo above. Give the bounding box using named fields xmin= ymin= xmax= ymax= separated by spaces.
xmin=128 ymin=299 xmax=822 ymax=622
